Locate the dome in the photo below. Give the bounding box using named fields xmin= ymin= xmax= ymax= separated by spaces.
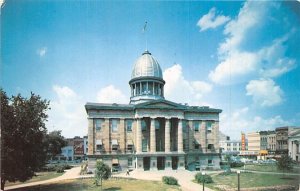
xmin=131 ymin=50 xmax=163 ymax=79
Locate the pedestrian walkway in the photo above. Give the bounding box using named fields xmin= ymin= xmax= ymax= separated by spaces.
xmin=115 ymin=169 xmax=214 ymax=191
xmin=5 ymin=166 xmax=82 ymax=190
xmin=6 ymin=167 xmax=214 ymax=191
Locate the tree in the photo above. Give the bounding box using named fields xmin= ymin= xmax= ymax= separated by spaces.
xmin=94 ymin=160 xmax=111 ymax=191
xmin=1 ymin=90 xmax=50 ymax=190
xmin=44 ymin=130 xmax=66 ymax=160
xmin=277 ymin=154 xmax=293 ymax=176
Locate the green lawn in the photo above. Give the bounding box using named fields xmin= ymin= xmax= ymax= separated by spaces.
xmin=235 ymin=164 xmax=300 ymax=173
xmin=9 ymin=178 xmax=181 ymax=191
xmin=205 ymin=172 xmax=300 ymax=191
xmin=6 ymin=171 xmax=64 ymax=187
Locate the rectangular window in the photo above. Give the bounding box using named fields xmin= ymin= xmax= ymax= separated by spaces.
xmin=208 ymin=159 xmax=213 ymax=166
xmin=206 ymin=121 xmax=213 ymax=133
xmin=155 ymin=120 xmax=160 ymax=130
xmin=142 ymin=139 xmax=148 ymax=152
xmin=128 ymin=158 xmax=133 ymax=167
xmin=126 ymin=119 xmax=133 ymax=132
xmin=96 ymin=145 xmax=102 ymax=151
xmin=94 ymin=119 xmax=103 ymax=131
xmin=208 ymin=144 xmax=214 ymax=150
xmin=142 ymin=120 xmax=147 ymax=131
xmin=110 ymin=119 xmax=119 ymax=132
xmin=194 ymin=142 xmax=200 ymax=150
xmin=127 ymin=144 xmax=133 ymax=152
xmin=194 ymin=121 xmax=200 ymax=132
xmin=112 ymin=139 xmax=118 ymax=151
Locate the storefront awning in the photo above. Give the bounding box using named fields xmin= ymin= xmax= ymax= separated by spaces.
xmin=259 ymin=150 xmax=268 ymax=155
xmin=112 ymin=139 xmax=118 ymax=145
xmin=112 ymin=158 xmax=119 ymax=164
xmin=96 ymin=140 xmax=102 ymax=145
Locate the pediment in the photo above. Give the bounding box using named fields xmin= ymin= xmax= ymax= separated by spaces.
xmin=135 ymin=99 xmax=186 ymax=109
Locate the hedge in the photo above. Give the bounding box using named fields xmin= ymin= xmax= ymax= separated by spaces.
xmin=162 ymin=176 xmax=178 ymax=185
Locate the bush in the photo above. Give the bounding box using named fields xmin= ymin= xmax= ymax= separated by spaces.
xmin=162 ymin=176 xmax=178 ymax=185
xmin=195 ymin=173 xmax=213 ymax=184
xmin=56 ymin=166 xmax=65 ymax=173
xmin=230 ymin=162 xmax=244 ymax=168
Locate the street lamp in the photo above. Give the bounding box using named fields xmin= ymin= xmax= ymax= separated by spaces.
xmin=237 ymin=170 xmax=241 ymax=191
xmin=202 ymin=171 xmax=206 ymax=191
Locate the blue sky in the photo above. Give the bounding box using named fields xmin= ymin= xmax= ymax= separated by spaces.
xmin=2 ymin=1 xmax=300 ymax=139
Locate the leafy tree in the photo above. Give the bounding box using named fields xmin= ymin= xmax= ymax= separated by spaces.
xmin=44 ymin=130 xmax=66 ymax=160
xmin=277 ymin=154 xmax=293 ymax=176
xmin=94 ymin=160 xmax=111 ymax=191
xmin=1 ymin=90 xmax=50 ymax=190
xmin=195 ymin=173 xmax=213 ymax=184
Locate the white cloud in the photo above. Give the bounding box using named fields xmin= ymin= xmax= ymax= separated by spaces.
xmin=209 ymin=51 xmax=258 ymax=84
xmin=47 ymin=85 xmax=87 ymax=138
xmin=208 ymin=1 xmax=296 ymax=87
xmin=37 ymin=47 xmax=47 ymax=57
xmin=96 ymin=85 xmax=128 ymax=104
xmin=220 ymin=107 xmax=290 ymax=139
xmin=246 ymin=78 xmax=283 ymax=107
xmin=197 ymin=7 xmax=230 ymax=32
xmin=163 ymin=64 xmax=212 ymax=106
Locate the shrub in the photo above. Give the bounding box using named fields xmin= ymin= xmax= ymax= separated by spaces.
xmin=56 ymin=166 xmax=65 ymax=173
xmin=162 ymin=176 xmax=178 ymax=185
xmin=230 ymin=162 xmax=244 ymax=168
xmin=195 ymin=173 xmax=213 ymax=184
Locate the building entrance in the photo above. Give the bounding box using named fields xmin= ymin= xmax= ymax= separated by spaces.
xmin=172 ymin=156 xmax=178 ymax=170
xmin=143 ymin=157 xmax=150 ymax=171
xmin=157 ymin=157 xmax=165 ymax=170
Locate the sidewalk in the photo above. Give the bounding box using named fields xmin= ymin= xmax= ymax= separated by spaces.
xmin=115 ymin=169 xmax=214 ymax=191
xmin=6 ymin=167 xmax=214 ymax=191
xmin=5 ymin=166 xmax=82 ymax=190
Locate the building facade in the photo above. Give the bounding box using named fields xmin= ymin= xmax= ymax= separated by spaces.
xmin=85 ymin=50 xmax=222 ymax=171
xmin=288 ymin=129 xmax=300 ymax=162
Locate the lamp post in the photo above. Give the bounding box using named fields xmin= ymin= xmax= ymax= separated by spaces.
xmin=237 ymin=170 xmax=240 ymax=191
xmin=202 ymin=171 xmax=205 ymax=191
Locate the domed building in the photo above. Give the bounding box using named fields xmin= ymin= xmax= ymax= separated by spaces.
xmin=85 ymin=50 xmax=222 ymax=171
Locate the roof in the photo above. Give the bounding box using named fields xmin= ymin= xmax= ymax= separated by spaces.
xmin=85 ymin=99 xmax=222 ymax=113
xmin=131 ymin=50 xmax=163 ymax=79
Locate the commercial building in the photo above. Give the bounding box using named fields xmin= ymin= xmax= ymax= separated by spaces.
xmin=85 ymin=50 xmax=222 ymax=171
xmin=240 ymin=132 xmax=260 ymax=159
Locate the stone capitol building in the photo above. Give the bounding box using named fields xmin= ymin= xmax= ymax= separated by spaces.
xmin=85 ymin=50 xmax=222 ymax=171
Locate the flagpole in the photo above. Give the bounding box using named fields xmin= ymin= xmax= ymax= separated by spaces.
xmin=143 ymin=21 xmax=148 ymax=51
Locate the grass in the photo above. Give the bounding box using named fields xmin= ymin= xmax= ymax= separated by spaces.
xmin=205 ymin=172 xmax=300 ymax=191
xmin=6 ymin=171 xmax=64 ymax=187
xmin=235 ymin=164 xmax=300 ymax=173
xmin=9 ymin=178 xmax=181 ymax=191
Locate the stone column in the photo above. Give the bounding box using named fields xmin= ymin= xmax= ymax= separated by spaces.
xmin=87 ymin=118 xmax=94 ymax=155
xmin=150 ymin=118 xmax=156 ymax=153
xmin=178 ymin=119 xmax=183 ymax=153
xmin=165 ymin=156 xmax=172 ymax=170
xmin=165 ymin=118 xmax=171 ymax=152
xmin=136 ymin=118 xmax=142 ymax=153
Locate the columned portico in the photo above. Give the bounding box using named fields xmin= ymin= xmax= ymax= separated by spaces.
xmin=165 ymin=118 xmax=171 ymax=153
